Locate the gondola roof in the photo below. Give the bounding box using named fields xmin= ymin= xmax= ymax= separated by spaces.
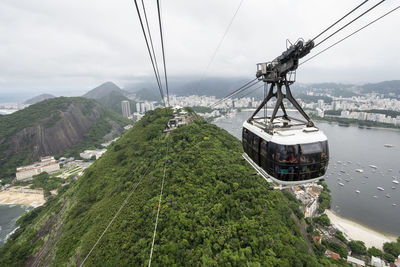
xmin=243 ymin=119 xmax=327 ymax=145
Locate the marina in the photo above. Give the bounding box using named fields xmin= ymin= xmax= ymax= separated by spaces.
xmin=214 ymin=110 xmax=400 ymax=235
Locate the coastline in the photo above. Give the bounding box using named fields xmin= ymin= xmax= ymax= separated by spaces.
xmin=0 ymin=188 xmax=45 ymax=208
xmin=325 ymin=209 xmax=398 ymax=249
xmin=313 ymin=118 xmax=400 ymax=132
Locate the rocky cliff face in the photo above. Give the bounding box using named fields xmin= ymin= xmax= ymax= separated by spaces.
xmin=0 ymin=97 xmax=129 ymax=180
xmin=8 ymin=103 xmax=101 ymax=161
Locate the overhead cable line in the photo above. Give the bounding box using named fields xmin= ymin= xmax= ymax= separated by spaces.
xmin=210 ymin=78 xmax=259 ymax=108
xmin=80 ymin=162 xmax=154 ymax=267
xmin=157 ymin=0 xmax=170 ymax=106
xmin=133 ymin=0 xmax=165 ymax=106
xmin=314 ymin=0 xmax=386 ymax=49
xmin=311 ymin=0 xmax=369 ymax=42
xmin=301 ymin=4 xmax=400 ymax=66
xmin=237 ymin=84 xmax=264 ymax=99
xmin=148 ymin=141 xmax=169 ymax=267
xmin=194 ymin=0 xmax=244 ymax=92
xmin=140 ymin=0 xmax=164 ymax=98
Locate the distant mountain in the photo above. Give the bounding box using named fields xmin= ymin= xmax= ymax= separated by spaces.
xmin=0 ymin=97 xmax=130 ymax=182
xmin=0 ymin=109 xmax=325 ymax=266
xmin=83 ymin=81 xmax=126 ymax=99
xmin=97 ymin=91 xmax=136 ymax=114
xmin=359 ymin=80 xmax=400 ymax=96
xmin=83 ymin=82 xmax=136 ymax=114
xmin=24 ymin=94 xmax=55 ymax=105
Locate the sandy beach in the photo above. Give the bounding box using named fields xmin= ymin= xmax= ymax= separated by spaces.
xmin=325 ymin=209 xmax=398 ymax=249
xmin=0 ymin=187 xmax=45 ymax=207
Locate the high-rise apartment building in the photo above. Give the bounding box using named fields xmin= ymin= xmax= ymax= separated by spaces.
xmin=121 ymin=100 xmax=131 ymax=118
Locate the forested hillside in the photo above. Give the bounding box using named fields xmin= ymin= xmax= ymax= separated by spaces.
xmin=0 ymin=97 xmax=130 ymax=182
xmin=83 ymin=82 xmax=136 ymax=115
xmin=0 ymin=108 xmax=343 ymax=266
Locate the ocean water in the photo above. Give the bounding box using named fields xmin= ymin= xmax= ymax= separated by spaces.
xmin=214 ymin=110 xmax=400 ymax=235
xmin=0 ymin=205 xmax=28 ymax=247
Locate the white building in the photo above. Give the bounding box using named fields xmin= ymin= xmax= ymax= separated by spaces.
xmin=347 ymin=256 xmax=365 ymax=267
xmin=16 ymin=156 xmax=60 ymax=180
xmin=79 ymin=149 xmax=107 ymax=160
xmin=121 ymin=100 xmax=131 ymax=118
xmin=370 ymin=256 xmax=385 ymax=267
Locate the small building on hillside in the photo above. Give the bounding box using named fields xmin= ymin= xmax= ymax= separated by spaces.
xmin=347 ymin=255 xmax=365 ymax=266
xmin=371 ymin=256 xmax=386 ymax=267
xmin=16 ymin=156 xmax=60 ymax=180
xmin=325 ymin=250 xmax=340 ymax=260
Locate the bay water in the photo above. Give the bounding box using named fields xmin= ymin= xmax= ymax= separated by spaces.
xmin=214 ymin=110 xmax=400 ymax=235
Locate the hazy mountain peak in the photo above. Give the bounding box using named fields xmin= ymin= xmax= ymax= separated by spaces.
xmin=24 ymin=93 xmax=55 ymax=105
xmin=83 ymin=81 xmax=125 ymax=99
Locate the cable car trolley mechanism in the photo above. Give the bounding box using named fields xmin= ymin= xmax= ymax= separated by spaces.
xmin=242 ymin=39 xmax=329 ymax=186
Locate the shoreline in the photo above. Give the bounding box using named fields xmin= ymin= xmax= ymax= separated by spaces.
xmin=325 ymin=209 xmax=398 ymax=249
xmin=313 ymin=118 xmax=400 ymax=132
xmin=0 ymin=188 xmax=45 ymax=208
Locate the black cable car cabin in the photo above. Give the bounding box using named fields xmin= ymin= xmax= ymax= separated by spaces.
xmin=242 ymin=119 xmax=329 ymax=185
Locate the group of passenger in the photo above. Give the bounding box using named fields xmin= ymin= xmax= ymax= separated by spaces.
xmin=270 ymin=148 xmax=321 ymax=181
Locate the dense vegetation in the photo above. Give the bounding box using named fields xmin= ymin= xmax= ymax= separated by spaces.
xmin=347 ymin=241 xmax=366 ymax=256
xmin=0 ymin=108 xmax=345 ymax=266
xmin=317 ymin=182 xmax=331 ymax=213
xmin=95 ymin=91 xmax=136 ymax=115
xmin=30 ymin=172 xmax=64 ymax=197
xmin=383 ymin=237 xmax=400 ymax=262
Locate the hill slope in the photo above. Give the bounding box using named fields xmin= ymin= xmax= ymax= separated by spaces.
xmin=0 ymin=97 xmax=130 ymax=182
xmin=83 ymin=82 xmax=136 ymax=115
xmin=0 ymin=108 xmax=341 ymax=266
xmin=95 ymin=91 xmax=136 ymax=115
xmin=83 ymin=81 xmax=125 ymax=99
xmin=24 ymin=94 xmax=55 ymax=105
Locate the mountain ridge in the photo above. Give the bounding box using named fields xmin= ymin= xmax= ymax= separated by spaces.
xmin=24 ymin=94 xmax=55 ymax=105
xmin=0 ymin=97 xmax=130 ymax=182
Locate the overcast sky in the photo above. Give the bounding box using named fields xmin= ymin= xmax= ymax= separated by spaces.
xmin=0 ymin=0 xmax=399 ymax=97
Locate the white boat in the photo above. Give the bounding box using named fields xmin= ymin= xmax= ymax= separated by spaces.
xmin=373 ymin=195 xmax=378 ymax=198
xmin=392 ymin=187 xmax=396 ymax=189
xmin=355 ymin=190 xmax=360 ymax=194
xmin=338 ymin=182 xmax=344 ymax=186
xmin=369 ymin=165 xmax=378 ymax=169
xmin=393 ymin=180 xmax=399 ymax=185
xmin=384 ymin=144 xmax=394 ymax=148
xmin=355 ymin=169 xmax=364 ymax=173
xmin=377 ymin=187 xmax=385 ymax=191
xmin=386 ymin=194 xmax=391 ymax=198
xmin=393 ymin=203 xmax=397 ymax=206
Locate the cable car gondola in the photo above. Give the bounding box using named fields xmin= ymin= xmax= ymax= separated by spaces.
xmin=242 ymin=39 xmax=329 ymax=185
